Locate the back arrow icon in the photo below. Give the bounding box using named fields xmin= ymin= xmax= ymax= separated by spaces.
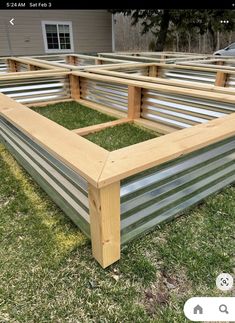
xmin=10 ymin=18 xmax=14 ymax=26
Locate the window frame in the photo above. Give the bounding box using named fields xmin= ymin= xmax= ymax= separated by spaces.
xmin=41 ymin=21 xmax=74 ymax=53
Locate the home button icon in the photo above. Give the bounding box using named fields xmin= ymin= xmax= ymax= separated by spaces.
xmin=193 ymin=304 xmax=203 ymax=315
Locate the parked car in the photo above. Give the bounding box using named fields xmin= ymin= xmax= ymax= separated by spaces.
xmin=213 ymin=42 xmax=235 ymax=56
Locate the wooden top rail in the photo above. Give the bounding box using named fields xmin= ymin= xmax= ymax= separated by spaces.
xmin=6 ymin=57 xmax=61 ymax=70
xmin=0 ymin=70 xmax=69 ymax=80
xmin=0 ymin=93 xmax=108 ymax=187
xmin=99 ymin=112 xmax=235 ymax=187
xmin=120 ymin=51 xmax=209 ymax=57
xmin=1 ymin=91 xmax=235 ymax=189
xmin=87 ymin=61 xmax=235 ymax=74
xmin=84 ymin=67 xmax=235 ymax=95
xmin=177 ymin=60 xmax=235 ymax=71
xmin=73 ymin=71 xmax=235 ymax=103
xmin=65 ymin=53 xmax=133 ymax=63
xmin=98 ymin=52 xmax=212 ymax=64
xmin=22 ymin=58 xmax=131 ymax=71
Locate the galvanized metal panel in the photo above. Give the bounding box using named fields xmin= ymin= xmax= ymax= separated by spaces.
xmin=0 ymin=76 xmax=70 ymax=104
xmin=226 ymin=74 xmax=235 ymax=88
xmin=114 ymin=67 xmax=149 ymax=76
xmin=161 ymin=67 xmax=216 ymax=85
xmin=141 ymin=88 xmax=234 ymax=129
xmin=80 ymin=78 xmax=128 ymax=113
xmin=0 ymin=116 xmax=90 ymax=237
xmin=0 ymin=60 xmax=8 ymax=74
xmin=120 ymin=136 xmax=235 ymax=244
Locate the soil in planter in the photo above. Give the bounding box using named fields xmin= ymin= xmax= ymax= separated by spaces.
xmin=84 ymin=123 xmax=158 ymax=151
xmin=30 ymin=101 xmax=116 ymax=130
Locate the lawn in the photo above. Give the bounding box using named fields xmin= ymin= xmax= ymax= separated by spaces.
xmin=84 ymin=123 xmax=157 ymax=151
xmin=0 ymin=142 xmax=234 ymax=322
xmin=31 ymin=101 xmax=158 ymax=151
xmin=31 ymin=101 xmax=116 ymax=130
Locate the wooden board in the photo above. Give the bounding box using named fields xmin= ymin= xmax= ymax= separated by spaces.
xmin=0 ymin=101 xmax=109 ymax=186
xmin=98 ymin=112 xmax=235 ymax=187
xmin=83 ymin=68 xmax=235 ymax=94
xmin=73 ymin=71 xmax=235 ymax=104
xmin=89 ymin=182 xmax=120 ymax=268
xmin=76 ymin=99 xmax=127 ymax=119
xmin=73 ymin=118 xmax=132 ymax=136
xmin=134 ymin=118 xmax=178 ymax=135
xmin=128 ymin=86 xmax=141 ymax=119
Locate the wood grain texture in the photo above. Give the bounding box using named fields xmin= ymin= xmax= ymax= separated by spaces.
xmin=73 ymin=71 xmax=235 ymax=103
xmin=88 ymin=182 xmax=120 ymax=268
xmin=73 ymin=118 xmax=132 ymax=136
xmin=128 ymin=86 xmax=141 ymax=119
xmin=0 ymin=92 xmax=26 ymax=112
xmin=134 ymin=118 xmax=177 ymax=135
xmin=215 ymin=71 xmax=227 ymax=87
xmin=98 ymin=112 xmax=235 ymax=187
xmin=1 ymin=103 xmax=109 ymax=186
xmin=76 ymin=99 xmax=126 ymax=119
xmin=69 ymin=74 xmax=80 ymax=99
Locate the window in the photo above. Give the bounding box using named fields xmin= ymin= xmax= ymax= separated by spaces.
xmin=41 ymin=21 xmax=74 ymax=53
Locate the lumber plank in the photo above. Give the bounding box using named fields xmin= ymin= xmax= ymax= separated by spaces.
xmin=73 ymin=118 xmax=132 ymax=136
xmin=88 ymin=182 xmax=120 ymax=268
xmin=26 ymin=99 xmax=73 ymax=108
xmin=69 ymin=74 xmax=80 ymax=99
xmin=0 ymin=70 xmax=69 ymax=80
xmin=0 ymin=103 xmax=109 ymax=186
xmin=215 ymin=71 xmax=227 ymax=87
xmin=98 ymin=112 xmax=235 ymax=187
xmin=76 ymin=99 xmax=127 ymax=119
xmin=0 ymin=92 xmax=26 ymax=112
xmin=84 ymin=67 xmax=235 ymax=95
xmin=134 ymin=118 xmax=179 ymax=134
xmin=128 ymin=86 xmax=141 ymax=119
xmin=73 ymin=71 xmax=235 ymax=104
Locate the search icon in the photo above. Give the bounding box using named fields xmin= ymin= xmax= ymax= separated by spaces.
xmin=219 ymin=304 xmax=229 ymax=314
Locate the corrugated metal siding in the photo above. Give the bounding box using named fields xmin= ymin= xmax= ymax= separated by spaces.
xmin=0 ymin=116 xmax=90 ymax=237
xmin=141 ymin=89 xmax=234 ymax=129
xmin=115 ymin=67 xmax=149 ymax=76
xmin=120 ymin=136 xmax=235 ymax=244
xmin=161 ymin=68 xmax=216 ymax=84
xmin=226 ymin=74 xmax=235 ymax=88
xmin=0 ymin=75 xmax=70 ymax=104
xmin=0 ymin=60 xmax=8 ymax=74
xmin=32 ymin=55 xmax=66 ymax=64
xmin=80 ymin=78 xmax=128 ymax=113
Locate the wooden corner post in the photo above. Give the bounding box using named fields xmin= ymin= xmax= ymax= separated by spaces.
xmin=88 ymin=182 xmax=121 ymax=268
xmin=7 ymin=59 xmax=17 ymax=72
xmin=215 ymin=71 xmax=227 ymax=87
xmin=128 ymin=85 xmax=142 ymax=119
xmin=69 ymin=74 xmax=80 ymax=99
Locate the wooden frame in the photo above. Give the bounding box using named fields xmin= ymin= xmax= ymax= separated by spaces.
xmin=84 ymin=62 xmax=235 ymax=90
xmin=1 ymin=67 xmax=235 ymax=269
xmin=0 ymin=56 xmax=66 ymax=77
xmin=21 ymin=54 xmax=136 ymax=71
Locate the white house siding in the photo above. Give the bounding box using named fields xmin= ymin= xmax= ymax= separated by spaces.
xmin=0 ymin=10 xmax=112 ymax=56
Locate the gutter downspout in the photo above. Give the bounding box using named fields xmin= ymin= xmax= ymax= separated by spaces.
xmin=112 ymin=14 xmax=115 ymax=52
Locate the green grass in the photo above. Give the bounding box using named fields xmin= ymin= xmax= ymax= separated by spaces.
xmin=1 ymin=143 xmax=234 ymax=322
xmin=31 ymin=101 xmax=158 ymax=151
xmin=84 ymin=123 xmax=157 ymax=151
xmin=30 ymin=101 xmax=116 ymax=130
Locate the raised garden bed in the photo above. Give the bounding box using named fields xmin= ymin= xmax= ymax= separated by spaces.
xmin=0 ymin=69 xmax=235 ymax=269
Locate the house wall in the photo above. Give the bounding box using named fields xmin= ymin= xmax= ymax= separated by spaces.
xmin=0 ymin=10 xmax=112 ymax=56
